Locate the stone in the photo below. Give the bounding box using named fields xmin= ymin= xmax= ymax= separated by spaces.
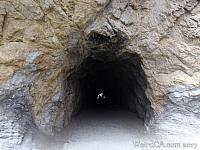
xmin=0 ymin=0 xmax=200 ymax=148
xmin=120 ymin=6 xmax=135 ymax=25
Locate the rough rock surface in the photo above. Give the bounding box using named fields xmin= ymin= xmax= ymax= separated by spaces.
xmin=0 ymin=0 xmax=200 ymax=148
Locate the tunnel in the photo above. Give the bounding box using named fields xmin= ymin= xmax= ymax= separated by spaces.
xmin=67 ymin=52 xmax=152 ymax=121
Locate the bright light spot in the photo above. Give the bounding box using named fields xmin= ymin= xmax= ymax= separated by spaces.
xmin=97 ymin=92 xmax=106 ymax=100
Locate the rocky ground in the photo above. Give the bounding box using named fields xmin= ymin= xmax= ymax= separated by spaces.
xmin=5 ymin=108 xmax=199 ymax=150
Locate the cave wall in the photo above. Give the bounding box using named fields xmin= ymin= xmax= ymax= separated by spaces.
xmin=0 ymin=0 xmax=200 ymax=146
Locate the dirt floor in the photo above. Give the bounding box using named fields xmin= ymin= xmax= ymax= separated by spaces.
xmin=14 ymin=108 xmax=199 ymax=150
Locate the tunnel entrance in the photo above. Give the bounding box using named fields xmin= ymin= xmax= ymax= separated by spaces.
xmin=67 ymin=52 xmax=152 ymax=122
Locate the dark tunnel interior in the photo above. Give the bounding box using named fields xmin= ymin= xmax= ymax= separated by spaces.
xmin=68 ymin=52 xmax=151 ymax=120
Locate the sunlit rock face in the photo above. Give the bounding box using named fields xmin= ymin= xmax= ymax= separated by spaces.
xmin=0 ymin=0 xmax=200 ymax=148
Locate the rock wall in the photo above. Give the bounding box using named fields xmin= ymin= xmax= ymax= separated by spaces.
xmin=0 ymin=0 xmax=200 ymax=147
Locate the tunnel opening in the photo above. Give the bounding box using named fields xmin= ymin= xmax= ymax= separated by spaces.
xmin=67 ymin=52 xmax=152 ymax=123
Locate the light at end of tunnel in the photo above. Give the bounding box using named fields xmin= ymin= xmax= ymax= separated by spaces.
xmin=97 ymin=92 xmax=106 ymax=100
